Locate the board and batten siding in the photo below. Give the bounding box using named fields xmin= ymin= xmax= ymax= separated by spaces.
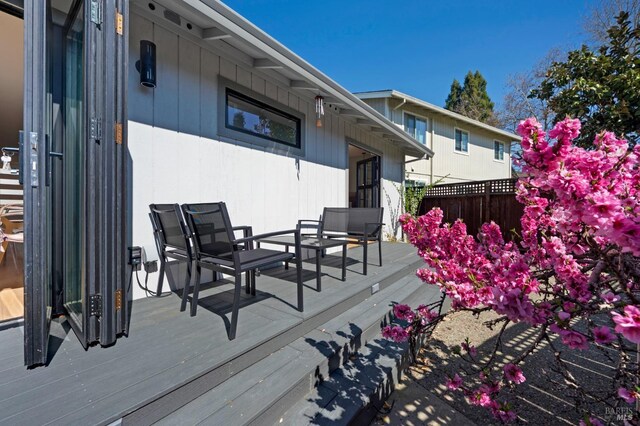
xmin=127 ymin=11 xmax=404 ymax=299
xmin=387 ymin=103 xmax=511 ymax=184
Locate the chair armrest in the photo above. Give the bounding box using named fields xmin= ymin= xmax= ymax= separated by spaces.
xmin=235 ymin=228 xmax=299 ymax=245
xmin=364 ymin=222 xmax=385 ymax=237
xmin=297 ymin=219 xmax=321 ymax=225
xmin=232 ymin=225 xmax=253 ymax=237
xmin=297 ymin=220 xmax=321 ymax=236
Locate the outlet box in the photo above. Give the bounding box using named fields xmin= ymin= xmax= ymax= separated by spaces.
xmin=144 ymin=260 xmax=158 ymax=274
xmin=371 ymin=283 xmax=380 ymax=294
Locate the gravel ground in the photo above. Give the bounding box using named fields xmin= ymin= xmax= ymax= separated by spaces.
xmin=373 ymin=309 xmax=637 ymax=425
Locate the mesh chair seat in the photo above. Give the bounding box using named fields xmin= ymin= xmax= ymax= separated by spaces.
xmin=200 ymin=248 xmax=295 ymax=271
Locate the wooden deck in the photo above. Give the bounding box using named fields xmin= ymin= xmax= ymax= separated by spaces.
xmin=0 ymin=242 xmax=424 ymax=426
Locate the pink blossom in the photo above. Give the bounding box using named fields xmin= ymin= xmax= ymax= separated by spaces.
xmin=561 ymin=330 xmax=589 ymax=350
xmin=469 ymin=391 xmax=493 ymax=407
xmin=381 ymin=325 xmax=409 ymax=343
xmin=617 ymin=387 xmax=638 ymax=404
xmin=548 ymin=117 xmax=581 ymax=142
xmin=591 ymin=326 xmax=615 ymax=345
xmin=493 ymin=408 xmax=517 ymax=423
xmin=600 ymin=292 xmax=620 ymax=304
xmin=416 ymin=305 xmax=439 ymax=323
xmin=395 ymin=116 xmax=640 ymax=424
xmin=393 ymin=304 xmax=415 ymax=322
xmin=611 ymin=305 xmax=640 ymax=343
xmin=446 ymin=374 xmax=463 ymax=390
xmin=503 ymin=363 xmax=526 ymax=384
xmin=461 ymin=341 xmax=478 ymax=357
xmin=579 ymin=417 xmax=604 ymax=426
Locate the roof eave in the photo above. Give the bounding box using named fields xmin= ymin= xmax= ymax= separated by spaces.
xmin=357 ymin=90 xmax=521 ymax=141
xmin=181 ymin=0 xmax=433 ymax=158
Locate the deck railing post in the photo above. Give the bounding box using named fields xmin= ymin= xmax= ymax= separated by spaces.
xmin=483 ymin=181 xmax=491 ymax=225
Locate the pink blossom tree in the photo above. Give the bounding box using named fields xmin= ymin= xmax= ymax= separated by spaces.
xmin=383 ymin=117 xmax=639 ymax=423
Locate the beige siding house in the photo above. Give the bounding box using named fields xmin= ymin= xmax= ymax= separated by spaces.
xmin=355 ymin=90 xmax=520 ymax=185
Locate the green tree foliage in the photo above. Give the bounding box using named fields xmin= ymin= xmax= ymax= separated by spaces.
xmin=531 ymin=12 xmax=640 ymax=147
xmin=445 ymin=71 xmax=500 ymax=126
xmin=444 ymin=79 xmax=462 ymax=111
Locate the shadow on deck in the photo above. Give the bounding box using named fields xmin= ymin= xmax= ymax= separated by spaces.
xmin=0 ymin=242 xmax=424 ymax=426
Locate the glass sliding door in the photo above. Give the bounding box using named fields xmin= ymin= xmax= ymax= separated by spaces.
xmin=356 ymin=156 xmax=380 ymax=208
xmin=63 ymin=2 xmax=86 ymax=336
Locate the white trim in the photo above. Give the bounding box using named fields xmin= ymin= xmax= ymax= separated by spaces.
xmin=493 ymin=140 xmax=505 ymax=162
xmin=453 ymin=127 xmax=470 ymax=155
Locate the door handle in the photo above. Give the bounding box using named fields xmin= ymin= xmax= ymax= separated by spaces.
xmin=45 ymin=135 xmax=63 ymax=187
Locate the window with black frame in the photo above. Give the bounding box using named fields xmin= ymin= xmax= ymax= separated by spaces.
xmin=225 ymin=88 xmax=301 ymax=148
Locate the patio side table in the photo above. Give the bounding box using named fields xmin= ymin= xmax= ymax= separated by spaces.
xmin=256 ymin=236 xmax=348 ymax=291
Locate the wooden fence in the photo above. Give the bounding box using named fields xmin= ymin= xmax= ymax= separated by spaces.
xmin=418 ymin=178 xmax=523 ymax=241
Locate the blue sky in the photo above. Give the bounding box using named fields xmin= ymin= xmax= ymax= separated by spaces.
xmin=222 ymin=0 xmax=595 ymax=110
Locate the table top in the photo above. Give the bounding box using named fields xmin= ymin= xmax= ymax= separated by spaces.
xmin=258 ymin=235 xmax=348 ymax=249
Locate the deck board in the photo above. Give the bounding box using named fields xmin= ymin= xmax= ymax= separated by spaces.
xmin=0 ymin=243 xmax=422 ymax=426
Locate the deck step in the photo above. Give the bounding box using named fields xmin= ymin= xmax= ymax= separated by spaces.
xmin=278 ymin=283 xmax=438 ymax=426
xmin=154 ymin=271 xmax=441 ymax=426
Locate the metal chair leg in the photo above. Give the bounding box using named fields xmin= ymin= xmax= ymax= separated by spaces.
xmin=245 ymin=271 xmax=250 ymax=294
xmin=363 ymin=239 xmax=368 ymax=275
xmin=156 ymin=260 xmax=165 ymax=296
xmin=189 ymin=264 xmax=202 ymax=317
xmin=315 ymin=249 xmax=322 ymax=292
xmin=180 ymin=261 xmax=192 ymax=312
xmin=342 ymin=244 xmax=347 ymax=281
xmin=229 ymin=274 xmax=243 ymax=340
xmin=296 ymin=254 xmax=304 ymax=312
xmin=251 ymin=270 xmax=256 ymax=296
xmin=378 ymin=238 xmax=382 ymax=266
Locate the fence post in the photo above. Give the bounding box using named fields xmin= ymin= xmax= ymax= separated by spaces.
xmin=483 ymin=181 xmax=491 ymax=224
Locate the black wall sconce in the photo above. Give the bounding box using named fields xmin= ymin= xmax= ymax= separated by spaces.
xmin=135 ymin=40 xmax=156 ymax=88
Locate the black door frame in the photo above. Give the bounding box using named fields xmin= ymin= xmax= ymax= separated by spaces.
xmin=22 ymin=0 xmax=51 ymax=367
xmin=355 ymin=156 xmax=381 ymax=208
xmin=22 ymin=0 xmax=129 ymax=367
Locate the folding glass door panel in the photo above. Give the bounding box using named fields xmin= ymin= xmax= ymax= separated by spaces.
xmin=22 ymin=0 xmax=54 ymax=367
xmin=23 ymin=0 xmax=129 ymax=366
xmin=63 ymin=0 xmax=87 ymax=342
xmin=355 ymin=156 xmax=380 ymax=208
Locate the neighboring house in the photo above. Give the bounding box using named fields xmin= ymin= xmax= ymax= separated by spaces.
xmin=0 ymin=0 xmax=434 ymax=366
xmin=355 ymin=90 xmax=520 ymax=185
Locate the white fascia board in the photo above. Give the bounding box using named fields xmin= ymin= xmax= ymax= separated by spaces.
xmin=181 ymin=0 xmax=434 ymax=158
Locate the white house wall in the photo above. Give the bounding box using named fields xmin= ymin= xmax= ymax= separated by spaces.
xmin=127 ymin=11 xmax=404 ymax=299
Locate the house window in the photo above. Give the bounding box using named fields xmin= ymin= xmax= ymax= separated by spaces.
xmin=404 ymin=113 xmax=427 ymax=144
xmin=494 ymin=141 xmax=505 ymax=161
xmin=454 ymin=129 xmax=469 ymax=153
xmin=225 ymin=88 xmax=301 ymax=148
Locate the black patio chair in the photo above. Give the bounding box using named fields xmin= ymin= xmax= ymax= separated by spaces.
xmin=181 ymin=202 xmax=303 ymax=340
xmin=299 ymin=207 xmax=384 ymax=275
xmin=149 ymin=204 xmax=193 ymax=296
xmin=149 ymin=204 xmax=253 ymax=297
